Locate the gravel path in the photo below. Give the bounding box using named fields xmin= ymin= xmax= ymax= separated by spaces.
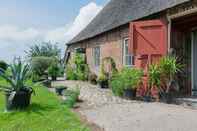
xmin=53 ymin=80 xmax=197 ymax=131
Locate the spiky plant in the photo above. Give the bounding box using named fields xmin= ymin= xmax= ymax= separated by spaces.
xmin=159 ymin=56 xmax=183 ymax=93
xmin=0 ymin=58 xmax=32 ymax=93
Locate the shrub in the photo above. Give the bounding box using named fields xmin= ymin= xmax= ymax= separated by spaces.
xmin=31 ymin=56 xmax=54 ymax=80
xmin=63 ymin=89 xmax=80 ymax=108
xmin=159 ymin=56 xmax=183 ymax=93
xmin=148 ymin=64 xmax=162 ymax=96
xmin=110 ymin=68 xmax=143 ymax=96
xmin=0 ymin=60 xmax=8 ymax=72
xmin=48 ymin=60 xmax=60 ymax=80
xmin=88 ymin=73 xmax=98 ymax=85
xmin=65 ymin=53 xmax=89 ymax=81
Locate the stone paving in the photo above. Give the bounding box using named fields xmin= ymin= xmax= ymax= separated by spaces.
xmin=52 ymin=80 xmax=197 ymax=131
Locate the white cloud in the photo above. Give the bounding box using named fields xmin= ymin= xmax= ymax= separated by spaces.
xmin=45 ymin=2 xmax=103 ymax=43
xmin=0 ymin=25 xmax=41 ymax=41
xmin=0 ymin=2 xmax=103 ymax=62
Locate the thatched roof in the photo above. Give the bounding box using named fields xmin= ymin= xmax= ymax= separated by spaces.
xmin=68 ymin=0 xmax=190 ymax=45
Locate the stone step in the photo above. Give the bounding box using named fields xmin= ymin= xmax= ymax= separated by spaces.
xmin=175 ymin=98 xmax=197 ymax=109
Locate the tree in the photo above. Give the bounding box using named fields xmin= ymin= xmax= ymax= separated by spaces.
xmin=26 ymin=42 xmax=61 ymax=59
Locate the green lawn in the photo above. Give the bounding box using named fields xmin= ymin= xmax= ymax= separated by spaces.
xmin=0 ymin=82 xmax=89 ymax=131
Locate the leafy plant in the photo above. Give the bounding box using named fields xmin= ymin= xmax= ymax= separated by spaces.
xmin=63 ymin=89 xmax=80 ymax=108
xmin=48 ymin=60 xmax=60 ymax=80
xmin=0 ymin=58 xmax=32 ymax=93
xmin=0 ymin=60 xmax=8 ymax=72
xmin=159 ymin=56 xmax=183 ymax=93
xmin=148 ymin=64 xmax=162 ymax=95
xmin=31 ymin=56 xmax=54 ymax=81
xmin=26 ymin=42 xmax=61 ymax=59
xmin=88 ymin=73 xmax=98 ymax=84
xmin=110 ymin=68 xmax=143 ymax=96
xmin=65 ymin=53 xmax=89 ymax=81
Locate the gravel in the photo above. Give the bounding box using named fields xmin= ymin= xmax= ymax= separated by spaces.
xmin=53 ymin=80 xmax=197 ymax=131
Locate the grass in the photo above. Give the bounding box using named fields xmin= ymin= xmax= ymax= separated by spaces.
xmin=0 ymin=81 xmax=89 ymax=131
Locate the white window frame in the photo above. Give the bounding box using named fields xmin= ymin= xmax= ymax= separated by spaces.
xmin=123 ymin=38 xmax=133 ymax=66
xmin=93 ymin=46 xmax=101 ymax=67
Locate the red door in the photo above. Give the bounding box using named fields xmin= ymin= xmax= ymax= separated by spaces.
xmin=129 ymin=19 xmax=168 ymax=96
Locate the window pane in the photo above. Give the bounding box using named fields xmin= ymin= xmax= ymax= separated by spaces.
xmin=94 ymin=47 xmax=100 ymax=66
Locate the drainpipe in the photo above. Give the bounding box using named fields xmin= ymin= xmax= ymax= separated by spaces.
xmin=167 ymin=15 xmax=172 ymax=54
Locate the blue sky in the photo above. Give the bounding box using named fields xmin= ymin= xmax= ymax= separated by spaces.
xmin=0 ymin=0 xmax=108 ymax=62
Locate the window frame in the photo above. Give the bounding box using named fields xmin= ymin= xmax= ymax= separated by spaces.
xmin=123 ymin=38 xmax=133 ymax=67
xmin=92 ymin=46 xmax=101 ymax=67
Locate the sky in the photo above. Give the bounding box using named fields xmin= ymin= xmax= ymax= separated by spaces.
xmin=0 ymin=0 xmax=108 ymax=62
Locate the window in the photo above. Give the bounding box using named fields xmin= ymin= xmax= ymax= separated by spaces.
xmin=93 ymin=46 xmax=100 ymax=67
xmin=123 ymin=38 xmax=133 ymax=66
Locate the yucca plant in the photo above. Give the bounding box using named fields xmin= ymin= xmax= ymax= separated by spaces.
xmin=0 ymin=59 xmax=31 ymax=92
xmin=160 ymin=56 xmax=183 ymax=93
xmin=0 ymin=58 xmax=33 ymax=110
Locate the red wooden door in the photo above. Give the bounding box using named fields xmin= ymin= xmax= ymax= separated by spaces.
xmin=129 ymin=19 xmax=168 ymax=97
xmin=130 ymin=19 xmax=168 ymax=70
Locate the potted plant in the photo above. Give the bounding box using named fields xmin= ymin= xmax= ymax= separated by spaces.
xmin=48 ymin=60 xmax=60 ymax=81
xmin=88 ymin=73 xmax=98 ymax=85
xmin=159 ymin=56 xmax=183 ymax=103
xmin=55 ymin=86 xmax=67 ymax=96
xmin=146 ymin=64 xmax=162 ymax=102
xmin=110 ymin=68 xmax=143 ymax=99
xmin=122 ymin=68 xmax=143 ymax=99
xmin=0 ymin=59 xmax=33 ymax=111
xmin=97 ymin=72 xmax=109 ymax=88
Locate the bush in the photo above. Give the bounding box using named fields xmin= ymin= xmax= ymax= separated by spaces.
xmin=88 ymin=73 xmax=98 ymax=85
xmin=63 ymin=89 xmax=80 ymax=108
xmin=65 ymin=53 xmax=89 ymax=81
xmin=110 ymin=68 xmax=143 ymax=96
xmin=48 ymin=60 xmax=60 ymax=80
xmin=66 ymin=63 xmax=77 ymax=80
xmin=31 ymin=56 xmax=55 ymax=80
xmin=0 ymin=60 xmax=8 ymax=72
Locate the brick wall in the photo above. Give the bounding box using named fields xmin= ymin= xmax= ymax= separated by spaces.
xmin=68 ymin=24 xmax=129 ymax=74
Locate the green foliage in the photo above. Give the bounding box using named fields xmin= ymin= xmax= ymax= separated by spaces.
xmin=159 ymin=56 xmax=183 ymax=93
xmin=148 ymin=64 xmax=161 ymax=87
xmin=88 ymin=73 xmax=98 ymax=84
xmin=98 ymin=57 xmax=118 ymax=83
xmin=0 ymin=84 xmax=89 ymax=131
xmin=66 ymin=53 xmax=89 ymax=81
xmin=0 ymin=60 xmax=8 ymax=72
xmin=160 ymin=56 xmax=183 ymax=80
xmin=31 ymin=56 xmax=55 ymax=80
xmin=66 ymin=63 xmax=77 ymax=80
xmin=48 ymin=60 xmax=60 ymax=79
xmin=26 ymin=42 xmax=61 ymax=59
xmin=63 ymin=89 xmax=80 ymax=108
xmin=110 ymin=68 xmax=143 ymax=96
xmin=0 ymin=58 xmax=31 ymax=92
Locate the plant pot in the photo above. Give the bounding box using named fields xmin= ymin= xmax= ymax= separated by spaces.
xmin=51 ymin=76 xmax=57 ymax=81
xmin=98 ymin=80 xmax=108 ymax=89
xmin=55 ymin=87 xmax=67 ymax=96
xmin=143 ymin=95 xmax=152 ymax=102
xmin=5 ymin=89 xmax=32 ymax=110
xmin=42 ymin=80 xmax=52 ymax=88
xmin=160 ymin=93 xmax=173 ymax=104
xmin=123 ymin=89 xmax=136 ymax=99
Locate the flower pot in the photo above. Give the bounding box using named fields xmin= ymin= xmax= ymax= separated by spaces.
xmin=160 ymin=93 xmax=173 ymax=104
xmin=51 ymin=76 xmax=57 ymax=81
xmin=98 ymin=80 xmax=108 ymax=89
xmin=5 ymin=89 xmax=32 ymax=110
xmin=143 ymin=95 xmax=152 ymax=102
xmin=42 ymin=80 xmax=52 ymax=88
xmin=55 ymin=87 xmax=67 ymax=96
xmin=123 ymin=89 xmax=136 ymax=99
